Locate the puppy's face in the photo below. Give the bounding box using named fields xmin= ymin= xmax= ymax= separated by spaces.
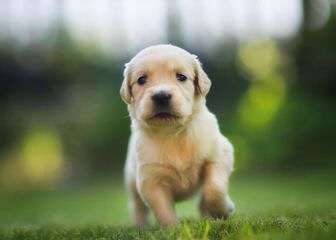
xmin=120 ymin=45 xmax=211 ymax=128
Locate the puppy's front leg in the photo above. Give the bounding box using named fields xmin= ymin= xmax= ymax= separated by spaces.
xmin=142 ymin=183 xmax=178 ymax=227
xmin=200 ymin=162 xmax=234 ymax=219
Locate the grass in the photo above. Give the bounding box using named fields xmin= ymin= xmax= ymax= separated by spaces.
xmin=1 ymin=214 xmax=335 ymax=240
xmin=0 ymin=169 xmax=335 ymax=239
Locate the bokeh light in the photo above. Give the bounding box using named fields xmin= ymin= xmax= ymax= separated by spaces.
xmin=0 ymin=125 xmax=64 ymax=188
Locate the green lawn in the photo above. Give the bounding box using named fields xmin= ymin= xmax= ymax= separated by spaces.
xmin=0 ymin=170 xmax=335 ymax=239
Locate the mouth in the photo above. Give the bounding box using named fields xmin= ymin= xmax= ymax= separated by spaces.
xmin=150 ymin=112 xmax=179 ymax=120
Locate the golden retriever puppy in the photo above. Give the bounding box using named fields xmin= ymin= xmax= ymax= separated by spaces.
xmin=120 ymin=44 xmax=234 ymax=227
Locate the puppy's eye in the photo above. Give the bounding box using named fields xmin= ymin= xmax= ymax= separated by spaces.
xmin=176 ymin=73 xmax=187 ymax=82
xmin=137 ymin=75 xmax=147 ymax=85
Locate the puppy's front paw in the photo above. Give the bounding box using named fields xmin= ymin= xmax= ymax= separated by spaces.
xmin=224 ymin=197 xmax=234 ymax=219
xmin=200 ymin=195 xmax=234 ymax=219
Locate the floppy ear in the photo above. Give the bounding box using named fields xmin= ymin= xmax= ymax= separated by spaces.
xmin=193 ymin=55 xmax=211 ymax=96
xmin=120 ymin=63 xmax=132 ymax=104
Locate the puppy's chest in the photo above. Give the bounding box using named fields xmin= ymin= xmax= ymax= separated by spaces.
xmin=137 ymin=136 xmax=205 ymax=172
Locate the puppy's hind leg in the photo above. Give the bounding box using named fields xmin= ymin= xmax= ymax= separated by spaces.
xmin=127 ymin=180 xmax=149 ymax=226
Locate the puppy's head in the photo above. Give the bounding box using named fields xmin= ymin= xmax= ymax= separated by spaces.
xmin=120 ymin=44 xmax=211 ymax=128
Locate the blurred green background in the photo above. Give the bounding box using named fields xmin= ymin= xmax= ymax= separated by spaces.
xmin=0 ymin=0 xmax=335 ymax=227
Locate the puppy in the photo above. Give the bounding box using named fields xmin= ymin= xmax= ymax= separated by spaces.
xmin=120 ymin=44 xmax=234 ymax=227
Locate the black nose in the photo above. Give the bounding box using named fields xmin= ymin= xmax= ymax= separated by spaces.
xmin=152 ymin=91 xmax=172 ymax=106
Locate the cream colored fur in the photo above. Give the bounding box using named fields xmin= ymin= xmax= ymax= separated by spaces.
xmin=120 ymin=44 xmax=234 ymax=227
